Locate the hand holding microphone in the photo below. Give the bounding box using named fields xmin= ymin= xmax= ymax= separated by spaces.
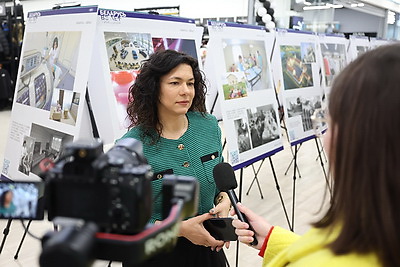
xmin=231 ymin=202 xmax=272 ymax=250
xmin=213 ymin=162 xmax=259 ymax=246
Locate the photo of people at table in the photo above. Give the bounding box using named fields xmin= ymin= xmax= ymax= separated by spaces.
xmin=280 ymin=45 xmax=314 ymax=90
xmin=105 ymin=32 xmax=153 ymax=72
xmin=222 ymin=39 xmax=272 ymax=91
xmin=246 ymin=104 xmax=280 ymax=149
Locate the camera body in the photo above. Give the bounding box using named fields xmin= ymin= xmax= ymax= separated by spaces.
xmin=1 ymin=138 xmax=199 ymax=266
xmin=44 ymin=138 xmax=153 ymax=234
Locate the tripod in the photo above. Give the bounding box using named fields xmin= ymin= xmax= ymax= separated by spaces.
xmin=0 ymin=218 xmax=34 ymax=259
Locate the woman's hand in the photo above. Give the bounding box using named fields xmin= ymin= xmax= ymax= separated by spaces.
xmin=231 ymin=203 xmax=272 ymax=250
xmin=210 ymin=192 xmax=231 ymax=218
xmin=178 ymin=213 xmax=225 ymax=249
xmin=208 ymin=192 xmax=232 ymax=251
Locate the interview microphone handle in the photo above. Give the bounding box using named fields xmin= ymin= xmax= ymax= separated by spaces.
xmin=227 ymin=190 xmax=258 ymax=246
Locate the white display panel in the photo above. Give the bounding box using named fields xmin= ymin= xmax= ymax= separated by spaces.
xmin=318 ymin=33 xmax=349 ymax=100
xmin=272 ymin=29 xmax=323 ymax=146
xmin=206 ymin=22 xmax=283 ymax=169
xmin=1 ymin=7 xmax=98 ymax=181
xmin=88 ymin=10 xmax=202 ymax=145
xmin=369 ymin=37 xmax=390 ymax=49
xmin=348 ymin=35 xmax=370 ymax=62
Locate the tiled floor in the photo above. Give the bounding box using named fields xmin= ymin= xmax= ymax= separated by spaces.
xmin=0 ymin=108 xmax=330 ymax=267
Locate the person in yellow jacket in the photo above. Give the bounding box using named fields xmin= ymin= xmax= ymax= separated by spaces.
xmin=232 ymin=43 xmax=400 ymax=267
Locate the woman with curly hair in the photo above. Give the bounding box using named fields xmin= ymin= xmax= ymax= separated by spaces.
xmin=120 ymin=49 xmax=231 ymax=267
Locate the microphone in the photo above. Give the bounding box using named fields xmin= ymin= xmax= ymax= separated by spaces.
xmin=213 ymin=162 xmax=258 ymax=246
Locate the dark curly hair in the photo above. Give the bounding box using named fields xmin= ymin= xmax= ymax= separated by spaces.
xmin=126 ymin=49 xmax=207 ymax=144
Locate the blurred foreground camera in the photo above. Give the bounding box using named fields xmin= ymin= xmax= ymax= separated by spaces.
xmin=22 ymin=138 xmax=198 ymax=267
xmin=44 ymin=138 xmax=152 ymax=234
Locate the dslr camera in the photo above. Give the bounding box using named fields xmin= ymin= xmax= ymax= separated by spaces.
xmin=0 ymin=138 xmax=199 ymax=267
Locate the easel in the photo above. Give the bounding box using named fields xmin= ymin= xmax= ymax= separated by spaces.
xmin=244 ymin=156 xmax=292 ymax=230
xmin=0 ymin=217 xmax=35 ymax=259
xmin=209 ymin=88 xmax=291 ymax=267
xmin=282 ymin=134 xmax=332 ymax=231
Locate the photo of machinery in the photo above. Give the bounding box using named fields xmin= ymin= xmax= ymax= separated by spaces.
xmin=16 ymin=31 xmax=82 ymax=110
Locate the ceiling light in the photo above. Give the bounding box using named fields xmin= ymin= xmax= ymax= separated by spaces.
xmin=326 ymin=3 xmax=344 ymax=8
xmin=303 ymin=5 xmax=330 ymax=10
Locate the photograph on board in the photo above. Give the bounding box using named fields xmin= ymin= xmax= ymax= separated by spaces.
xmin=280 ymin=45 xmax=314 ymax=90
xmin=16 ymin=31 xmax=82 ymax=110
xmin=48 ymin=89 xmax=80 ymax=126
xmin=104 ymin=32 xmax=153 ymax=72
xmin=320 ymin=43 xmax=347 ymax=87
xmin=27 ymin=123 xmax=74 ymax=177
xmin=222 ymin=72 xmax=248 ymax=100
xmin=152 ymin=37 xmax=197 ymax=58
xmin=222 ymin=38 xmax=272 ymax=91
xmin=18 ymin=136 xmax=35 ymax=176
xmin=356 ymin=45 xmax=369 ymax=57
xmin=234 ymin=118 xmax=251 ymax=153
xmin=300 ymin=42 xmax=316 ymax=63
xmin=104 ymin=32 xmax=153 ymax=129
xmin=246 ymin=104 xmax=280 ymax=149
xmin=286 ymin=95 xmax=322 ymax=132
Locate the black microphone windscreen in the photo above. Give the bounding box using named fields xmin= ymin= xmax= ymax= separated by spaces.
xmin=213 ymin=162 xmax=238 ymax=191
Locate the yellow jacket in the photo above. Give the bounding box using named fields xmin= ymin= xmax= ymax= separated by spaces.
xmin=263 ymin=226 xmax=381 ymax=266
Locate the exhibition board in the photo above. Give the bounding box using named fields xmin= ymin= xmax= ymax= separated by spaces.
xmin=87 ymin=9 xmax=202 ymax=145
xmin=1 ymin=6 xmax=202 ymax=182
xmin=206 ymin=21 xmax=283 ymax=170
xmin=369 ymin=37 xmax=391 ymax=49
xmin=271 ymin=29 xmax=324 ymax=146
xmin=1 ymin=6 xmax=98 ymax=182
xmin=348 ymin=35 xmax=371 ymax=62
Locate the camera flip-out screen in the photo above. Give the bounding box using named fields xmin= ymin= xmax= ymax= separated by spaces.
xmin=0 ymin=181 xmax=44 ymax=220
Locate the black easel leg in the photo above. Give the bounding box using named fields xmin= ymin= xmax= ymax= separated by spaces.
xmin=14 ymin=220 xmax=32 ymax=259
xmin=284 ymin=143 xmax=302 ymax=178
xmin=314 ymin=138 xmax=333 ymax=198
xmin=246 ymin=159 xmax=265 ymax=199
xmin=269 ymin=156 xmax=291 ymax=230
xmin=314 ymin=137 xmax=327 ymax=163
xmin=291 ymin=145 xmax=298 ymax=232
xmin=0 ymin=218 xmax=12 ymax=255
